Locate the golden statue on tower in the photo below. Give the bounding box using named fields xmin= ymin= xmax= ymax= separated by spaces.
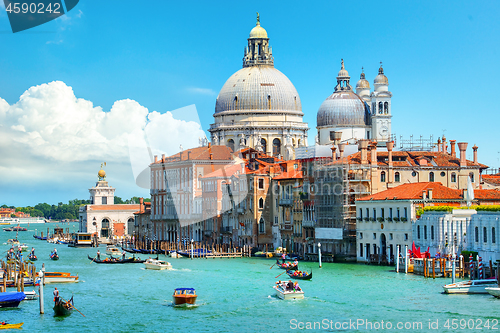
xmin=98 ymin=162 xmax=107 ymax=181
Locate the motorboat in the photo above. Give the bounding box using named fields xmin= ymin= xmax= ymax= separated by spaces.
xmin=442 ymin=279 xmax=499 ymax=294
xmin=22 ymin=290 xmax=38 ymax=300
xmin=173 ymin=288 xmax=197 ymax=306
xmin=7 ymin=238 xmax=19 ymax=245
xmin=273 ymin=281 xmax=304 ymax=300
xmin=18 ymin=244 xmax=28 ymax=252
xmin=0 ymin=292 xmax=26 ymax=308
xmin=170 ymin=251 xmax=180 ymax=258
xmin=39 ymin=271 xmax=79 ymax=284
xmin=106 ymin=245 xmax=122 ymax=256
xmin=144 ymin=258 xmax=172 ymax=270
xmin=486 ymin=287 xmax=500 ymax=298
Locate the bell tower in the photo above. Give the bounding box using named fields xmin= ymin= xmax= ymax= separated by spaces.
xmin=371 ymin=63 xmax=392 ymax=143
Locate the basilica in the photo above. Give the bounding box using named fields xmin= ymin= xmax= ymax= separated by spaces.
xmin=209 ymin=15 xmax=393 ymax=157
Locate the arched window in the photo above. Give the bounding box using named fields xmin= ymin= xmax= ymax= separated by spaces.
xmin=493 ymin=227 xmax=496 ymax=244
xmin=234 ymin=96 xmax=238 ymax=109
xmin=378 ymin=102 xmax=383 ymax=114
xmin=261 ymin=138 xmax=267 ymax=154
xmin=259 ymin=217 xmax=265 ymax=233
xmin=267 ymin=95 xmax=271 ymax=109
xmin=429 ymin=172 xmax=434 ymax=182
xmin=258 ymin=198 xmax=264 ymax=209
xmin=272 ymin=138 xmax=281 ymax=157
xmin=469 ymin=172 xmax=475 ymax=183
xmin=227 ymin=139 xmax=235 ymax=153
xmin=451 ymin=173 xmax=457 ymax=183
xmin=475 ymin=226 xmax=479 ymax=242
xmin=484 ymin=227 xmax=487 ymax=243
xmin=101 ymin=218 xmax=110 ymax=238
xmin=380 ymin=171 xmax=386 ymax=183
xmin=384 ymin=101 xmax=389 ymax=114
xmin=395 ymin=172 xmax=400 ymax=182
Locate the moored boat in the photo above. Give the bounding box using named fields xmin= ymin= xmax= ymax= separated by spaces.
xmin=286 ymin=270 xmax=312 ymax=280
xmin=486 ymin=287 xmax=500 ymax=298
xmin=442 ymin=279 xmax=498 ymax=294
xmin=87 ymin=254 xmax=145 ymax=264
xmin=12 ymin=226 xmax=27 ymax=232
xmin=177 ymin=249 xmax=211 ymax=258
xmin=23 ymin=290 xmax=38 ymax=300
xmin=53 ymin=296 xmax=74 ymax=316
xmin=144 ymin=258 xmax=172 ymax=270
xmin=273 ymin=281 xmax=304 ymax=300
xmin=0 ymin=291 xmax=26 ymax=308
xmin=0 ymin=323 xmax=24 ymax=329
xmin=39 ymin=272 xmax=79 ymax=284
xmin=173 ymin=288 xmax=197 ymax=306
xmin=106 ymin=245 xmax=122 ymax=256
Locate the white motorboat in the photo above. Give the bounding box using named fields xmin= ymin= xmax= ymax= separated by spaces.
xmin=486 ymin=287 xmax=500 ymax=298
xmin=106 ymin=245 xmax=121 ymax=256
xmin=170 ymin=251 xmax=180 ymax=258
xmin=38 ymin=271 xmax=79 ymax=284
xmin=273 ymin=281 xmax=304 ymax=300
xmin=443 ymin=279 xmax=498 ymax=294
xmin=23 ymin=290 xmax=38 ymax=300
xmin=144 ymin=258 xmax=172 ymax=270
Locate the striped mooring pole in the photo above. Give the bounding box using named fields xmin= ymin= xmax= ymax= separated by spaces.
xmin=469 ymin=254 xmax=473 ymax=278
xmin=479 ymin=257 xmax=483 ymax=279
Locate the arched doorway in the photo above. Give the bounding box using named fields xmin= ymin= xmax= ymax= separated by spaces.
xmin=101 ymin=218 xmax=110 ymax=238
xmin=272 ymin=138 xmax=281 ymax=156
xmin=380 ymin=233 xmax=387 ymax=260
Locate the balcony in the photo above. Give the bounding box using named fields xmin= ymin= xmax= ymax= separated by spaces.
xmin=302 ymin=220 xmax=316 ymax=228
xmin=279 ymin=198 xmax=293 ymax=206
xmin=221 ymin=226 xmax=233 ymax=234
xmin=280 ymin=223 xmax=292 ymax=231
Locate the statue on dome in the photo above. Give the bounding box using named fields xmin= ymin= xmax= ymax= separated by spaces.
xmin=98 ymin=162 xmax=107 ymax=181
xmin=256 ymin=12 xmax=260 ymax=25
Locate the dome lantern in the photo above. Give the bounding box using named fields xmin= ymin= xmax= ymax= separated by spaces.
xmin=374 ymin=62 xmax=389 ymax=91
xmin=243 ymin=13 xmax=273 ymax=67
xmin=356 ymin=67 xmax=371 ymax=100
xmin=334 ymin=59 xmax=352 ymax=92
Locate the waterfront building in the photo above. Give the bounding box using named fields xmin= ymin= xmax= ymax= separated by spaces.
xmin=133 ymin=198 xmax=151 ymax=245
xmin=317 ymin=61 xmax=392 ymax=146
xmin=149 ymin=144 xmax=233 ymax=244
xmin=79 ymin=166 xmax=139 ymax=241
xmin=209 ymin=15 xmax=309 ymax=159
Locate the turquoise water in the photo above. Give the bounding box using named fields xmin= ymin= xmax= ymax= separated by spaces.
xmin=2 ymin=223 xmax=499 ymax=332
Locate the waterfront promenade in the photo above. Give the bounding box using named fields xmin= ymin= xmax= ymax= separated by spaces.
xmin=1 ymin=223 xmax=499 ymax=332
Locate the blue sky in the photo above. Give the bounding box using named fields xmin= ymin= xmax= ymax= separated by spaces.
xmin=1 ymin=1 xmax=499 ymax=207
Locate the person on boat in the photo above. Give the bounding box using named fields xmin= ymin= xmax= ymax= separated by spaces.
xmin=53 ymin=287 xmax=59 ymax=303
xmin=122 ymin=251 xmax=126 ymax=260
xmin=294 ymin=282 xmax=301 ymax=291
xmin=282 ymin=253 xmax=286 ymax=264
xmin=287 ymin=280 xmax=294 ymax=291
xmin=96 ymin=250 xmax=101 ymax=260
xmin=293 ymin=259 xmax=299 ymax=267
xmin=30 ymin=247 xmax=35 ymax=255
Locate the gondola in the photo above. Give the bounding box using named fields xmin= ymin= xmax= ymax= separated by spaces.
xmin=276 ymin=260 xmax=298 ymax=270
xmin=50 ymin=253 xmax=59 ymax=260
xmin=33 ymin=235 xmax=47 ymax=240
xmin=286 ymin=270 xmax=312 ymax=280
xmin=53 ymin=297 xmax=73 ymax=317
xmin=87 ymin=255 xmax=145 ymax=264
xmin=28 ymin=254 xmax=37 ymax=261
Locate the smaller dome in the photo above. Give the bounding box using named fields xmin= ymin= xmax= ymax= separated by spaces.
xmin=98 ymin=169 xmax=106 ymax=178
xmin=356 ymin=71 xmax=370 ymax=90
xmin=374 ymin=64 xmax=388 ymax=85
xmin=249 ymin=23 xmax=268 ymax=39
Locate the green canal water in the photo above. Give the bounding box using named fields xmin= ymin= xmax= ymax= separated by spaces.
xmin=1 ymin=223 xmax=499 ymax=332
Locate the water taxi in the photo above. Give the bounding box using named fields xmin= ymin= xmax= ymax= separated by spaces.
xmin=39 ymin=271 xmax=79 ymax=284
xmin=442 ymin=279 xmax=498 ymax=294
xmin=173 ymin=288 xmax=197 ymax=306
xmin=273 ymin=281 xmax=304 ymax=300
xmin=106 ymin=245 xmax=121 ymax=256
xmin=144 ymin=258 xmax=172 ymax=270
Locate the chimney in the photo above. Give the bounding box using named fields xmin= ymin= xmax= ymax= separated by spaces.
xmin=139 ymin=197 xmax=144 ymax=214
xmin=428 ymin=189 xmax=433 ymax=200
xmin=442 ymin=135 xmax=447 ymax=153
xmin=154 ymin=155 xmax=158 ymax=163
xmin=187 ymin=151 xmax=191 ymax=160
xmin=338 ymin=143 xmax=346 ymax=159
xmin=458 ymin=142 xmax=468 ymax=167
xmin=437 ymin=138 xmax=442 ymax=152
xmin=472 ymin=145 xmax=478 ymax=164
xmin=331 ymin=146 xmax=337 ymax=160
xmin=359 ymin=140 xmax=369 ymax=164
xmin=386 ymin=141 xmax=394 ymax=167
xmin=450 ymin=140 xmax=456 ymax=157
xmin=370 ymin=144 xmax=377 ymax=166
xmin=161 ymin=154 xmax=165 ymax=162
xmin=422 ymin=191 xmax=427 ymax=200
xmin=208 ymin=142 xmax=211 ymax=148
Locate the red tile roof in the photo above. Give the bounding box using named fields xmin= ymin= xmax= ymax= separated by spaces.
xmin=483 ymin=174 xmax=500 ymax=186
xmin=474 ymin=189 xmax=500 ymax=200
xmin=273 ymin=170 xmax=303 ymax=180
xmin=357 ymin=182 xmax=463 ymax=201
xmin=152 ymin=145 xmax=233 ymax=164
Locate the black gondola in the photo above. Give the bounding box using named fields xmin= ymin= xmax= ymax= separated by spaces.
xmin=276 ymin=260 xmax=298 ymax=270
xmin=53 ymin=297 xmax=73 ymax=316
xmin=28 ymin=254 xmax=37 ymax=261
xmin=286 ymin=270 xmax=312 ymax=280
xmin=87 ymin=255 xmax=145 ymax=264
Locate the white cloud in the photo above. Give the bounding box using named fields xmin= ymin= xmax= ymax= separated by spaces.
xmin=0 ymin=81 xmax=206 ymax=195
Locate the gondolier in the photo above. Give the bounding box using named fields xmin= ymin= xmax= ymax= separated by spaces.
xmin=96 ymin=250 xmax=100 ymax=260
xmin=122 ymin=251 xmax=126 ymax=260
xmin=53 ymin=288 xmax=59 ymax=303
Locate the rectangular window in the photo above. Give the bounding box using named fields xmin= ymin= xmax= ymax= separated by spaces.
xmin=373 ymin=233 xmax=376 ymax=240
xmin=102 ymin=197 xmax=107 ymax=205
xmin=366 ymin=208 xmax=369 ymax=218
xmin=381 ymin=208 xmax=385 ymax=219
xmin=359 ymin=243 xmax=363 ymax=257
xmin=424 ymin=225 xmax=427 ymax=240
xmin=359 ymin=232 xmax=363 ymax=239
xmin=258 ymin=178 xmax=264 ymax=189
xmin=404 ymin=207 xmax=408 ymax=219
xmin=389 ymin=233 xmax=393 ymax=240
xmin=373 ymin=208 xmax=376 ymax=220
xmin=405 ymin=233 xmax=408 ymax=241
xmin=389 ymin=208 xmax=393 ymax=219
xmin=359 ymin=208 xmax=363 ymax=220
xmin=397 ymin=208 xmax=400 ymax=218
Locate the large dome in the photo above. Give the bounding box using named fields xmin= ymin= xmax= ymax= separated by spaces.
xmin=215 ymin=66 xmax=302 ymax=114
xmin=317 ymin=91 xmax=370 ymax=127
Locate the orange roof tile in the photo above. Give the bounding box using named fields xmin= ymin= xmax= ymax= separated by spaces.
xmin=152 ymin=145 xmax=233 ymax=164
xmin=474 ymin=189 xmax=500 ymax=200
xmin=357 ymin=182 xmax=463 ymax=201
xmin=273 ymin=170 xmax=303 ymax=180
xmin=483 ymin=174 xmax=500 ymax=186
